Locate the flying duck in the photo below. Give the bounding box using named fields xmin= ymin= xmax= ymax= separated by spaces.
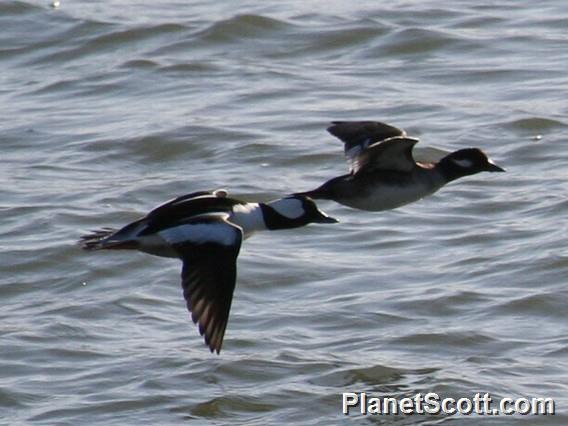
xmin=79 ymin=189 xmax=337 ymax=354
xmin=297 ymin=121 xmax=505 ymax=211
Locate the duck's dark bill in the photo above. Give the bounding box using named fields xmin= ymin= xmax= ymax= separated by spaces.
xmin=317 ymin=215 xmax=339 ymax=224
xmin=486 ymin=162 xmax=506 ymax=172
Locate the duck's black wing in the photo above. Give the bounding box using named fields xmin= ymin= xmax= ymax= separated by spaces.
xmin=82 ymin=190 xmax=241 ymax=248
xmin=354 ymin=136 xmax=420 ymax=174
xmin=141 ymin=189 xmax=242 ymax=235
xmin=327 ymin=121 xmax=407 ymax=172
xmin=162 ymin=217 xmax=243 ymax=354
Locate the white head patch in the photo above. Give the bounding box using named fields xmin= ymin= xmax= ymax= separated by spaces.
xmin=268 ymin=198 xmax=305 ymax=219
xmin=452 ymin=158 xmax=474 ymax=168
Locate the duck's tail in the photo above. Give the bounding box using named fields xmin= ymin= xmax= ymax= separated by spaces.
xmin=79 ymin=227 xmax=136 ymax=251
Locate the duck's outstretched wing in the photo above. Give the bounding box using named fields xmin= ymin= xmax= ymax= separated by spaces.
xmin=354 ymin=136 xmax=420 ymax=174
xmin=160 ymin=218 xmax=243 ymax=354
xmin=80 ymin=190 xmax=239 ymax=249
xmin=141 ymin=189 xmax=241 ymax=235
xmin=327 ymin=121 xmax=407 ymax=171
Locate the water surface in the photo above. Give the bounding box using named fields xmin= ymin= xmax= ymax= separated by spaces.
xmin=1 ymin=1 xmax=567 ymax=424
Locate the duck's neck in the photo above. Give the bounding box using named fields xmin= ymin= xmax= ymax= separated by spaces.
xmin=230 ymin=198 xmax=308 ymax=235
xmin=229 ymin=203 xmax=266 ymax=237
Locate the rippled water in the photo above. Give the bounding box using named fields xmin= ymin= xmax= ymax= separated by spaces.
xmin=1 ymin=1 xmax=567 ymax=424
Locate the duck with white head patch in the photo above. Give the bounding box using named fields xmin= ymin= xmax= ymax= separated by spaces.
xmin=79 ymin=189 xmax=337 ymax=354
xmin=296 ymin=121 xmax=505 ymax=211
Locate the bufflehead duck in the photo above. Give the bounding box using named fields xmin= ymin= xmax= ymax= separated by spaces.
xmin=79 ymin=189 xmax=337 ymax=354
xmin=297 ymin=121 xmax=505 ymax=211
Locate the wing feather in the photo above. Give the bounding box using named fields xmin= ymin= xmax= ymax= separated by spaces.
xmin=140 ymin=191 xmax=242 ymax=235
xmin=167 ymin=220 xmax=243 ymax=354
xmin=354 ymin=136 xmax=419 ymax=173
xmin=327 ymin=121 xmax=407 ymax=171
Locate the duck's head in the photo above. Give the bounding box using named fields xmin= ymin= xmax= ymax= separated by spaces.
xmin=439 ymin=148 xmax=505 ymax=181
xmin=263 ymin=195 xmax=338 ymax=230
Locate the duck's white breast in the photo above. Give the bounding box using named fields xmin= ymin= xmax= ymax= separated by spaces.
xmin=229 ymin=203 xmax=266 ymax=237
